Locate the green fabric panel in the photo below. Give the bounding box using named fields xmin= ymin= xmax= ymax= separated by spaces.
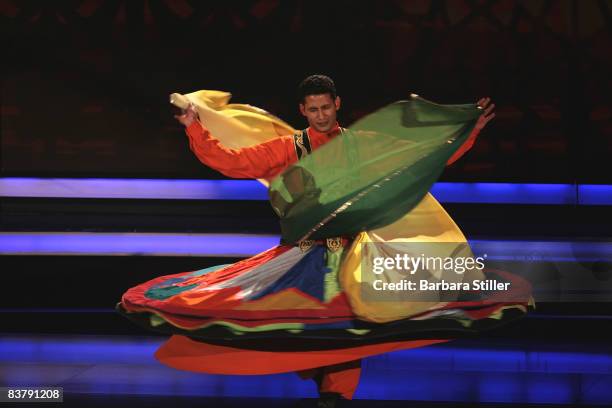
xmin=213 ymin=320 xmax=305 ymax=333
xmin=150 ymin=314 xmax=166 ymax=327
xmin=346 ymin=329 xmax=371 ymax=335
xmin=323 ymin=247 xmax=343 ymax=303
xmin=145 ymin=283 xmax=198 ymax=300
xmin=269 ymin=95 xmax=481 ymax=243
xmin=188 ymin=264 xmax=231 ymax=277
xmin=149 ymin=312 xmax=306 ymax=333
xmin=144 ymin=265 xmax=228 ymax=300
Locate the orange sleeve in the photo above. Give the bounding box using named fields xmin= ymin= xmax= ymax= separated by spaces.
xmin=185 ymin=121 xmax=298 ymax=179
xmin=446 ymin=128 xmax=480 ymax=166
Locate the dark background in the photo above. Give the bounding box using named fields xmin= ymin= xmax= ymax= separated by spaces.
xmin=1 ymin=5 xmax=612 ymax=396
xmin=2 ymin=0 xmax=611 ymax=182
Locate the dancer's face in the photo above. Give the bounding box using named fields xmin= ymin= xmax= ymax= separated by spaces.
xmin=299 ymin=93 xmax=341 ymax=133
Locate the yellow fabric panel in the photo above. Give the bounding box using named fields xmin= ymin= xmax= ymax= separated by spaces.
xmin=233 ymin=289 xmax=326 ymax=311
xmin=170 ymin=89 xmax=296 ymax=186
xmin=340 ymin=193 xmax=485 ymax=323
xmin=170 ymin=90 xmax=295 ymax=149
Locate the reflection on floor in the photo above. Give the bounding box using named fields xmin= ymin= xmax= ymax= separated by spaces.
xmin=1 ymin=334 xmax=610 ymax=406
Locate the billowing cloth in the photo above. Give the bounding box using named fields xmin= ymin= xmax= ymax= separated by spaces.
xmin=170 ymin=90 xmax=294 ymax=149
xmin=170 ymin=90 xmax=295 ymax=185
xmin=118 ymin=90 xmax=533 ymax=376
xmin=341 ymin=194 xmax=484 ymax=323
xmin=269 ymin=96 xmax=481 ymax=242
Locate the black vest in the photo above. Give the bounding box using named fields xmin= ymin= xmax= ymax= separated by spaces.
xmin=292 ymin=127 xmax=346 ymax=160
xmin=292 ymin=129 xmax=312 ymax=160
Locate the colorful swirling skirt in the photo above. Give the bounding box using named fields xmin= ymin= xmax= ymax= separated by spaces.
xmin=118 ymin=228 xmax=533 ymax=374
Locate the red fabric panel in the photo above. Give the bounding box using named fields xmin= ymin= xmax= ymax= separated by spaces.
xmin=155 ymin=335 xmax=448 ymax=375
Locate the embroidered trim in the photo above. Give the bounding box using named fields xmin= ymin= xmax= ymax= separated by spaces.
xmin=293 ymin=129 xmax=312 ymax=160
xmin=326 ymin=237 xmax=343 ymax=252
xmin=298 ymin=239 xmax=314 ymax=252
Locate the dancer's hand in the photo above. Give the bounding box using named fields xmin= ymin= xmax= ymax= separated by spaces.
xmin=174 ymin=103 xmax=198 ymax=127
xmin=475 ymin=97 xmax=495 ymax=131
xmin=446 ymin=97 xmax=495 ymax=166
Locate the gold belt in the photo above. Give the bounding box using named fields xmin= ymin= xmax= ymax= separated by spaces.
xmin=297 ymin=237 xmax=348 ymax=253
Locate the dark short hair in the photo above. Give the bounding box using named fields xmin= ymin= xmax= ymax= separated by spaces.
xmin=298 ymin=75 xmax=337 ymax=103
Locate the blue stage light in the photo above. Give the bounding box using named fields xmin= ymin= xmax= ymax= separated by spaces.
xmin=1 ymin=233 xmax=609 ymax=261
xmin=579 ymin=184 xmax=612 ymax=205
xmin=0 ymin=232 xmax=279 ymax=257
xmin=2 ymin=178 xmax=611 ymax=205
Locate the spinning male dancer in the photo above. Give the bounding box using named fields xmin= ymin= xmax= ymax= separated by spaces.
xmin=174 ymin=75 xmax=494 ymax=407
